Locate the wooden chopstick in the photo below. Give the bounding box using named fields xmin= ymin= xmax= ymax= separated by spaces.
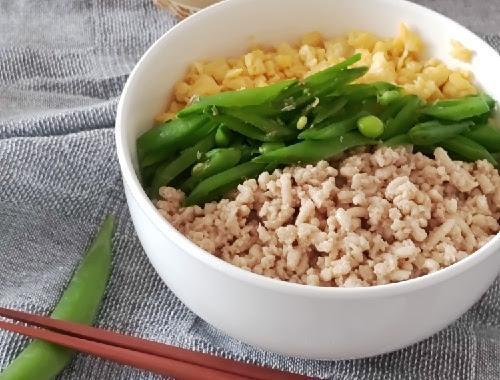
xmin=0 ymin=307 xmax=312 ymax=380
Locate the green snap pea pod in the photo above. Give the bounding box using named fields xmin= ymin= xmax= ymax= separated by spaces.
xmin=312 ymin=97 xmax=348 ymax=125
xmin=140 ymin=120 xmax=219 ymax=171
xmin=312 ymin=67 xmax=369 ymax=97
xmin=223 ymin=108 xmax=295 ymax=140
xmin=215 ymin=125 xmax=234 ymax=147
xmin=150 ymin=134 xmax=215 ymax=198
xmin=178 ymin=79 xmax=297 ymax=117
xmin=259 ymin=142 xmax=286 ymax=154
xmin=216 ymin=114 xmax=285 ymax=142
xmin=336 ymin=84 xmax=377 ymax=101
xmin=298 ymin=111 xmax=367 ymax=140
xmin=381 ymin=95 xmax=421 ymax=139
xmin=408 ymin=120 xmax=473 ymax=145
xmin=422 ymin=95 xmax=490 ymax=121
xmin=382 ymin=134 xmax=413 ymax=147
xmin=192 ymin=147 xmax=242 ymax=180
xmin=379 ymin=96 xmax=408 ymax=121
xmin=141 ymin=161 xmax=162 ymax=187
xmin=304 ymin=53 xmax=362 ymax=88
xmin=185 ymin=161 xmax=267 ymax=206
xmin=378 ymin=89 xmax=403 ymax=105
xmin=465 ymin=124 xmax=500 ymax=152
xmin=253 ymin=132 xmax=376 ymax=164
xmin=336 ymin=82 xmax=399 ymax=103
xmin=239 ymin=145 xmax=260 ymax=162
xmin=0 ymin=216 xmax=114 ymax=380
xmin=137 ymin=115 xmax=208 ymax=161
xmin=140 ymin=118 xmax=218 ymax=168
xmin=179 ymin=176 xmax=199 ymax=193
xmin=414 ymin=144 xmax=437 ymax=156
xmin=140 ymin=149 xmax=174 ymax=169
xmin=440 ymin=135 xmax=498 ymax=166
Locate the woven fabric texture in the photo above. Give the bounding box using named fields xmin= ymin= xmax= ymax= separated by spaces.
xmin=0 ymin=1 xmax=499 ymax=378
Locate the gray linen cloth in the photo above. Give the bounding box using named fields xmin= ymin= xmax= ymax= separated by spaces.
xmin=0 ymin=1 xmax=499 ymax=378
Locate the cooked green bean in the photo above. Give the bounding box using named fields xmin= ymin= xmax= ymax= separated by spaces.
xmin=304 ymin=53 xmax=362 ymax=88
xmin=185 ymin=161 xmax=267 ymax=206
xmin=150 ymin=134 xmax=215 ymax=198
xmin=215 ymin=125 xmax=233 ymax=147
xmin=259 ymin=142 xmax=286 ymax=154
xmin=378 ymin=89 xmax=403 ymax=105
xmin=312 ymin=97 xmax=348 ymax=125
xmin=223 ymin=108 xmax=295 ymax=140
xmin=312 ymin=67 xmax=369 ymax=97
xmin=254 ymin=132 xmax=376 ymax=164
xmin=380 ymin=96 xmax=407 ymax=121
xmin=299 ymin=111 xmax=366 ymax=140
xmin=465 ymin=124 xmax=500 ymax=152
xmin=137 ymin=115 xmax=208 ymax=161
xmin=409 ymin=120 xmax=473 ymax=145
xmin=178 ymin=79 xmax=297 ymax=116
xmin=192 ymin=147 xmax=242 ymax=180
xmin=0 ymin=216 xmax=114 ymax=380
xmin=215 ymin=114 xmax=276 ymax=142
xmin=440 ymin=135 xmax=498 ymax=166
xmin=381 ymin=95 xmax=421 ymax=139
xmin=140 ymin=118 xmax=218 ymax=168
xmin=357 ymin=115 xmax=385 ymax=138
xmin=423 ymin=95 xmax=490 ymax=121
xmin=382 ymin=134 xmax=413 ymax=147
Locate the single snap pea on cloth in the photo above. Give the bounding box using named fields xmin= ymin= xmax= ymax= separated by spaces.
xmin=0 ymin=215 xmax=115 ymax=380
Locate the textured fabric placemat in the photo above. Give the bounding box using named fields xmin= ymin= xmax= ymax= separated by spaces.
xmin=0 ymin=1 xmax=499 ymax=379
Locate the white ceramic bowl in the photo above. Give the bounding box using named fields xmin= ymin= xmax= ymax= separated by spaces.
xmin=116 ymin=0 xmax=500 ymax=360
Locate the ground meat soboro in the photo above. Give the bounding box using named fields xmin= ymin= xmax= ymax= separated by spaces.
xmin=157 ymin=147 xmax=500 ymax=287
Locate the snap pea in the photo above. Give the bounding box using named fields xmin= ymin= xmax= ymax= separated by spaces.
xmin=382 ymin=134 xmax=412 ymax=147
xmin=312 ymin=97 xmax=348 ymax=125
xmin=178 ymin=79 xmax=297 ymax=116
xmin=423 ymin=95 xmax=490 ymax=121
xmin=259 ymin=142 xmax=286 ymax=155
xmin=440 ymin=135 xmax=498 ymax=166
xmin=311 ymin=67 xmax=369 ymax=97
xmin=379 ymin=96 xmax=407 ymax=121
xmin=185 ymin=161 xmax=267 ymax=206
xmin=381 ymin=95 xmax=421 ymax=139
xmin=335 ymin=82 xmax=399 ymax=103
xmin=150 ymin=134 xmax=215 ymax=198
xmin=216 ymin=114 xmax=285 ymax=142
xmin=298 ymin=111 xmax=367 ymax=140
xmin=465 ymin=124 xmax=500 ymax=152
xmin=215 ymin=125 xmax=234 ymax=147
xmin=137 ymin=115 xmax=208 ymax=161
xmin=409 ymin=120 xmax=473 ymax=145
xmin=0 ymin=216 xmax=114 ymax=380
xmin=140 ymin=118 xmax=218 ymax=168
xmin=192 ymin=147 xmax=242 ymax=180
xmin=304 ymin=53 xmax=362 ymax=88
xmin=223 ymin=108 xmax=295 ymax=140
xmin=378 ymin=89 xmax=403 ymax=105
xmin=253 ymin=132 xmax=376 ymax=164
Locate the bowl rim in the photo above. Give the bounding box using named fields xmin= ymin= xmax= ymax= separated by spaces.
xmin=116 ymin=0 xmax=500 ymax=299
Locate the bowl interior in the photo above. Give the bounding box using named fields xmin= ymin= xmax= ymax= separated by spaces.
xmin=116 ymin=0 xmax=500 ymax=293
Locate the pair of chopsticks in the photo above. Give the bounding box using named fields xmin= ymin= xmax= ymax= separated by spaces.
xmin=0 ymin=307 xmax=312 ymax=380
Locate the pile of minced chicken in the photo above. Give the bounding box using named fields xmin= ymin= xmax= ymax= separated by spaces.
xmin=156 ymin=27 xmax=500 ymax=287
